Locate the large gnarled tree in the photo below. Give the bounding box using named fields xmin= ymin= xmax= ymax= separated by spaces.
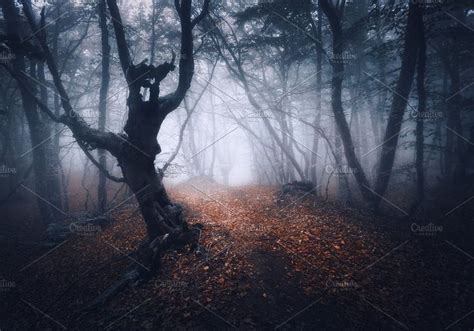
xmin=9 ymin=0 xmax=210 ymax=273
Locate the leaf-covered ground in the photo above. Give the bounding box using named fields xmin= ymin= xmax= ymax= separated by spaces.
xmin=1 ymin=183 xmax=473 ymax=330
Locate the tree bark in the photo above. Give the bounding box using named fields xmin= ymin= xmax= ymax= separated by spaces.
xmin=307 ymin=2 xmax=323 ymax=186
xmin=13 ymin=0 xmax=210 ymax=275
xmin=373 ymin=3 xmax=423 ymax=207
xmin=320 ymin=0 xmax=373 ymax=204
xmin=1 ymin=0 xmax=61 ymax=224
xmin=38 ymin=61 xmax=63 ymax=212
xmin=98 ymin=0 xmax=110 ymax=213
xmin=411 ymin=8 xmax=426 ymax=214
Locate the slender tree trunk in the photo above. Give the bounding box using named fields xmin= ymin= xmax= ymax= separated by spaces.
xmin=38 ymin=62 xmax=63 ymax=211
xmin=98 ymin=0 xmax=110 ymax=213
xmin=440 ymin=69 xmax=448 ymax=177
xmin=150 ymin=0 xmax=157 ymax=64
xmin=359 ymin=108 xmax=369 ymax=159
xmin=442 ymin=50 xmax=465 ymax=186
xmin=1 ymin=0 xmax=60 ymax=224
xmin=208 ymin=96 xmax=216 ymax=179
xmin=52 ymin=4 xmax=68 ymax=212
xmin=320 ymin=0 xmax=373 ymax=204
xmin=310 ymin=112 xmax=321 ymax=184
xmin=279 ymin=72 xmax=297 ymax=182
xmin=411 ymin=9 xmax=426 ymax=214
xmin=310 ymin=4 xmax=323 ymax=185
xmin=373 ymin=3 xmax=423 ymax=206
xmin=185 ymin=99 xmax=202 ymax=177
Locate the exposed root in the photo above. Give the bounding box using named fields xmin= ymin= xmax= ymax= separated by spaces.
xmin=81 ymin=218 xmax=201 ymax=312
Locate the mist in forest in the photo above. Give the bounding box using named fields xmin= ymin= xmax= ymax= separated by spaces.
xmin=1 ymin=0 xmax=473 ymax=329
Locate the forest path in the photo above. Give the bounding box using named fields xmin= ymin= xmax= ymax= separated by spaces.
xmin=2 ymin=184 xmax=472 ymax=330
xmin=173 ymin=185 xmax=315 ymax=329
xmin=166 ymin=184 xmax=396 ymax=329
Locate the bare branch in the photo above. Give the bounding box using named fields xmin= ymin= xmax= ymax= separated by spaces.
xmin=191 ymin=0 xmax=210 ymax=28
xmin=1 ymin=63 xmax=62 ymax=123
xmin=162 ymin=57 xmax=218 ymax=173
xmin=19 ymin=0 xmax=121 ymax=155
xmin=158 ymin=0 xmax=210 ymax=115
xmin=106 ymin=0 xmax=132 ymax=78
xmin=76 ymin=141 xmax=126 ymax=183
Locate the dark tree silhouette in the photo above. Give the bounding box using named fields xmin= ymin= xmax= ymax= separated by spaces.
xmin=6 ymin=0 xmax=210 ymax=274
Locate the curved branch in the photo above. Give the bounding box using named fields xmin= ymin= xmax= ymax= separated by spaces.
xmin=1 ymin=63 xmax=62 ymax=123
xmin=158 ymin=0 xmax=210 ymax=115
xmin=106 ymin=0 xmax=132 ymax=78
xmin=162 ymin=58 xmax=217 ymax=173
xmin=3 ymin=62 xmax=125 ymax=184
xmin=191 ymin=0 xmax=210 ymax=28
xmin=76 ymin=141 xmax=126 ymax=183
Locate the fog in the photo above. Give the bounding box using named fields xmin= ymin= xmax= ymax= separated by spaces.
xmin=1 ymin=0 xmax=473 ymax=329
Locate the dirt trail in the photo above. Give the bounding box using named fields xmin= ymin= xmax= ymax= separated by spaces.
xmin=176 ymin=186 xmax=315 ymax=328
xmin=168 ymin=185 xmax=392 ymax=329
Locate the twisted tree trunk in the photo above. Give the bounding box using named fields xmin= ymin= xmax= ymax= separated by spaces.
xmin=12 ymin=0 xmax=210 ymax=276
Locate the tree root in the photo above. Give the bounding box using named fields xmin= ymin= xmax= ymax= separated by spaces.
xmin=81 ymin=223 xmax=202 ymax=312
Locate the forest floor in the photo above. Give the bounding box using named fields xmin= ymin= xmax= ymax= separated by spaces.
xmin=1 ymin=181 xmax=473 ymax=330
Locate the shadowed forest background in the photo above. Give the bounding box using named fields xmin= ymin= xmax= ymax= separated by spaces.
xmin=0 ymin=0 xmax=473 ymax=329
